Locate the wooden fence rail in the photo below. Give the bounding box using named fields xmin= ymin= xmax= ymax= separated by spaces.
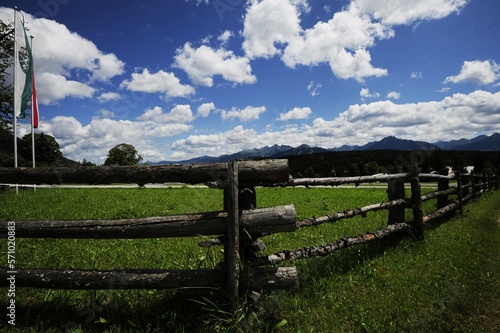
xmin=0 ymin=159 xmax=497 ymax=309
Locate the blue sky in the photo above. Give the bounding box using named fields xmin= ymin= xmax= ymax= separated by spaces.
xmin=1 ymin=0 xmax=499 ymax=164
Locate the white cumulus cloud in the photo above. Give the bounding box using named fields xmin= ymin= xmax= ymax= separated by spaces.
xmin=360 ymin=88 xmax=380 ymax=100
xmin=174 ymin=42 xmax=256 ymax=87
xmin=220 ymin=106 xmax=266 ymax=122
xmin=387 ymin=91 xmax=401 ymax=99
xmin=36 ymin=73 xmax=96 ymax=104
xmin=120 ymin=68 xmax=195 ymax=99
xmin=444 ymin=60 xmax=500 ymax=85
xmin=354 ymin=0 xmax=468 ymax=25
xmin=0 ymin=8 xmax=125 ymax=105
xmin=137 ymin=105 xmax=194 ymax=123
xmin=197 ymin=102 xmax=216 ymax=118
xmin=242 ymin=0 xmax=467 ymax=82
xmin=278 ymin=107 xmax=312 ymax=121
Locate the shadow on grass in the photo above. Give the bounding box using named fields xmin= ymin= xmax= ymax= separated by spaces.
xmin=5 ymin=286 xmax=285 ymax=333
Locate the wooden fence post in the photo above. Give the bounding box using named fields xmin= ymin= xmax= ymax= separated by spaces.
xmin=387 ymin=178 xmax=406 ymax=224
xmin=471 ymin=173 xmax=477 ymax=199
xmin=437 ymin=176 xmax=449 ymax=209
xmin=461 ymin=174 xmax=470 ymax=199
xmin=456 ymin=174 xmax=463 ymax=215
xmin=225 ymin=161 xmax=240 ymax=309
xmin=410 ymin=173 xmax=424 ymax=241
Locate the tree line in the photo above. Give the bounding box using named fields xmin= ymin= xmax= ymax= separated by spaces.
xmin=286 ymin=149 xmax=499 ymax=178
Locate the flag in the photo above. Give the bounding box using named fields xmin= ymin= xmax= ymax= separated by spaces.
xmin=32 ymin=67 xmax=39 ymax=128
xmin=14 ymin=12 xmax=33 ymax=119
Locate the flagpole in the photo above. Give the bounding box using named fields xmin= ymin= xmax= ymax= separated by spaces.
xmin=13 ymin=6 xmax=19 ymax=194
xmin=30 ymin=36 xmax=35 ymax=168
xmin=30 ymin=35 xmax=36 ymax=192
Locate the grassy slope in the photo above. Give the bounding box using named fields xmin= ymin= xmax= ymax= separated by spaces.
xmin=270 ymin=190 xmax=500 ymax=333
xmin=0 ymin=187 xmax=498 ymax=332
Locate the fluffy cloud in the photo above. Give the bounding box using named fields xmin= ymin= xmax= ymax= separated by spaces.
xmin=242 ymin=0 xmax=393 ymax=81
xmin=242 ymin=0 xmax=304 ymax=59
xmin=173 ymin=43 xmax=256 ymax=87
xmin=98 ymin=92 xmax=121 ymax=103
xmin=170 ymin=90 xmax=500 ymax=159
xmin=354 ymin=0 xmax=468 ymax=25
xmin=281 ymin=3 xmax=392 ymax=81
xmin=220 ymin=106 xmax=267 ymax=121
xmin=36 ymin=73 xmax=96 ymax=104
xmin=444 ymin=60 xmax=500 ymax=85
xmin=217 ymin=30 xmax=234 ymax=45
xmin=38 ymin=106 xmax=195 ymax=164
xmin=277 ymin=107 xmax=312 ymax=121
xmin=37 ymin=89 xmax=500 ymax=164
xmin=120 ymin=69 xmax=195 ymax=99
xmin=136 ymin=105 xmax=194 ymax=123
xmin=360 ymin=88 xmax=380 ymax=100
xmin=386 ymin=91 xmax=401 ymax=100
xmin=242 ymin=0 xmax=466 ymax=82
xmin=0 ymin=8 xmax=125 ymax=104
xmin=197 ymin=102 xmax=216 ymax=118
xmin=311 ymin=90 xmax=500 ymax=144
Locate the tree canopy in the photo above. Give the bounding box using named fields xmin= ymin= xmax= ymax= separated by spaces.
xmin=0 ymin=19 xmax=14 ymax=133
xmin=104 ymin=143 xmax=143 ymax=166
xmin=19 ymin=132 xmax=63 ymax=166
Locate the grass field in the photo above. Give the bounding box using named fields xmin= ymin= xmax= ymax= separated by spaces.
xmin=0 ymin=186 xmax=498 ymax=332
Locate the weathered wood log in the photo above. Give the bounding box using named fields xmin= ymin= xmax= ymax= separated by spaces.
xmin=0 ymin=268 xmax=223 ymax=289
xmin=423 ymin=201 xmax=459 ymax=223
xmin=387 ymin=179 xmax=406 ymax=225
xmin=410 ymin=178 xmax=424 ymax=240
xmin=418 ymin=173 xmax=455 ymax=181
xmin=0 ymin=266 xmax=298 ymax=290
xmin=247 ymin=266 xmax=298 ymax=290
xmin=225 ymin=161 xmax=240 ymax=306
xmin=254 ymin=223 xmax=411 ymax=265
xmin=420 ymin=187 xmax=458 ymax=203
xmin=0 ymin=205 xmax=297 ymax=239
xmin=289 ymin=173 xmax=408 ymax=186
xmin=0 ymin=159 xmax=289 ymax=186
xmin=297 ymin=198 xmax=410 ymax=228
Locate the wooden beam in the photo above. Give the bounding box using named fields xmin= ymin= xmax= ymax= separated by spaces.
xmin=0 ymin=205 xmax=297 ymax=239
xmin=0 ymin=266 xmax=298 ymax=291
xmin=0 ymin=159 xmax=289 ymax=186
xmin=255 ymin=223 xmax=411 ymax=266
xmin=298 ymin=198 xmax=409 ymax=228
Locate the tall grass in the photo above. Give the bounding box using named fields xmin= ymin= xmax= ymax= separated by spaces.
xmin=0 ymin=186 xmax=498 ymax=332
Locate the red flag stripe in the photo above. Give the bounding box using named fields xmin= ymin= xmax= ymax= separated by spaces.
xmin=32 ymin=71 xmax=39 ymax=129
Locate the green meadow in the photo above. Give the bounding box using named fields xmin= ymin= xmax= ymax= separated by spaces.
xmin=0 ymin=186 xmax=498 ymax=332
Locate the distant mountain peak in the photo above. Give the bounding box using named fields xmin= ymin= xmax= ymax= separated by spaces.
xmin=146 ymin=133 xmax=499 ymax=165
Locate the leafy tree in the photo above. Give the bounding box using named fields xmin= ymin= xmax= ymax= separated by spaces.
xmin=19 ymin=132 xmax=63 ymax=166
xmin=104 ymin=143 xmax=143 ymax=166
xmin=0 ymin=19 xmax=14 ymax=133
xmin=363 ymin=161 xmax=380 ymax=175
xmin=452 ymin=151 xmax=468 ymax=175
xmin=80 ymin=158 xmax=96 ymax=166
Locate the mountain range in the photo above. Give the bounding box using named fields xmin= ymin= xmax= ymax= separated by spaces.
xmin=153 ymin=133 xmax=500 ymax=164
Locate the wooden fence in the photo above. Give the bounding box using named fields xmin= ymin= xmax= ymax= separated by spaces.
xmin=0 ymin=160 xmax=497 ymax=308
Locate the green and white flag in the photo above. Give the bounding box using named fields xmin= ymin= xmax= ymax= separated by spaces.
xmin=14 ymin=12 xmax=33 ymax=119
